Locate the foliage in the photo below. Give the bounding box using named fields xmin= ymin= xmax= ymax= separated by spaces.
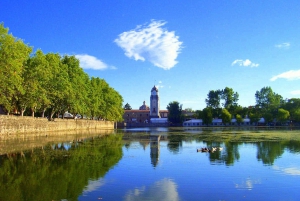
xmin=124 ymin=103 xmax=132 ymax=110
xmin=0 ymin=134 xmax=123 ymax=201
xmin=255 ymin=86 xmax=283 ymax=111
xmin=0 ymin=23 xmax=32 ymax=113
xmin=276 ymin=108 xmax=289 ymax=124
xmin=0 ymin=24 xmax=123 ymax=121
xmin=167 ymin=101 xmax=183 ymax=124
xmin=249 ymin=112 xmax=260 ymax=124
xmin=202 ymin=107 xmax=213 ymax=125
xmin=221 ymin=108 xmax=232 ymax=125
xmin=236 ymin=114 xmax=243 ymax=125
xmin=221 ymin=87 xmax=239 ymax=109
xmin=205 ymin=90 xmax=221 ymax=109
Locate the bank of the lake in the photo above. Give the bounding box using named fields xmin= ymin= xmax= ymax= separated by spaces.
xmin=0 ymin=115 xmax=114 ymax=137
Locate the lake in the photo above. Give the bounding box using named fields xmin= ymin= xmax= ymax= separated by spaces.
xmin=0 ymin=127 xmax=300 ymax=201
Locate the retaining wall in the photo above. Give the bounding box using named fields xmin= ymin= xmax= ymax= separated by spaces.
xmin=0 ymin=115 xmax=114 ymax=136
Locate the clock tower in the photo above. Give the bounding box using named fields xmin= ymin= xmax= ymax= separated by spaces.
xmin=150 ymin=85 xmax=160 ymax=118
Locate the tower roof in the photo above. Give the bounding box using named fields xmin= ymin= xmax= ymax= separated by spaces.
xmin=151 ymin=85 xmax=158 ymax=92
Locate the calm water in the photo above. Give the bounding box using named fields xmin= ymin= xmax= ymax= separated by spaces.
xmin=1 ymin=127 xmax=300 ymax=201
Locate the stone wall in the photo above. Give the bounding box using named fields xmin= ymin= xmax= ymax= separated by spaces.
xmin=0 ymin=115 xmax=114 ymax=136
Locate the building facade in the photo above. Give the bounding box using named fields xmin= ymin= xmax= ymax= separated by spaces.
xmin=122 ymin=86 xmax=168 ymax=124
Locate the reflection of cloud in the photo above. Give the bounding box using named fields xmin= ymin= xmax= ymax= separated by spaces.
xmin=124 ymin=178 xmax=180 ymax=201
xmin=273 ymin=165 xmax=300 ymax=176
xmin=235 ymin=178 xmax=261 ymax=190
xmin=115 ymin=20 xmax=183 ymax=70
xmin=82 ymin=179 xmax=106 ymax=193
xmin=270 ymin=69 xmax=300 ymax=81
xmin=232 ymin=59 xmax=259 ymax=67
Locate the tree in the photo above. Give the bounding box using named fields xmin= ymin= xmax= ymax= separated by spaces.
xmin=167 ymin=101 xmax=183 ymax=124
xmin=221 ymin=108 xmax=232 ymax=125
xmin=283 ymin=98 xmax=300 ymax=123
xmin=202 ymin=107 xmax=213 ymax=126
xmin=45 ymin=53 xmax=70 ymax=119
xmin=236 ymin=114 xmax=243 ymax=125
xmin=0 ymin=23 xmax=32 ymax=114
xmin=124 ymin=103 xmax=132 ymax=110
xmin=18 ymin=49 xmax=51 ymax=117
xmin=276 ymin=108 xmax=289 ymax=124
xmin=205 ymin=90 xmax=221 ymax=109
xmin=221 ymin=87 xmax=239 ymax=109
xmin=249 ymin=112 xmax=260 ymax=125
xmin=255 ymin=86 xmax=283 ymax=111
xmin=62 ymin=55 xmax=90 ymax=116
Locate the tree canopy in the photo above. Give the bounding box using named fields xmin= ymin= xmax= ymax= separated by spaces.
xmin=0 ymin=24 xmax=123 ymax=121
xmin=167 ymin=101 xmax=183 ymax=124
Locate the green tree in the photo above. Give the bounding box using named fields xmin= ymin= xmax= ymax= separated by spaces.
xmin=62 ymin=55 xmax=90 ymax=116
xmin=167 ymin=101 xmax=183 ymax=124
xmin=124 ymin=103 xmax=132 ymax=110
xmin=205 ymin=90 xmax=221 ymax=109
xmin=249 ymin=112 xmax=260 ymax=125
xmin=45 ymin=53 xmax=70 ymax=119
xmin=18 ymin=49 xmax=51 ymax=117
xmin=283 ymin=98 xmax=300 ymax=123
xmin=202 ymin=107 xmax=213 ymax=126
xmin=221 ymin=87 xmax=239 ymax=109
xmin=0 ymin=23 xmax=32 ymax=114
xmin=98 ymin=79 xmax=123 ymax=121
xmin=221 ymin=108 xmax=232 ymax=125
xmin=236 ymin=114 xmax=243 ymax=125
xmin=276 ymin=108 xmax=289 ymax=124
xmin=255 ymin=86 xmax=283 ymax=111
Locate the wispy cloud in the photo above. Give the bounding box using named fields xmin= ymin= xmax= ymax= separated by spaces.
xmin=275 ymin=42 xmax=290 ymax=49
xmin=232 ymin=59 xmax=259 ymax=67
xmin=270 ymin=69 xmax=300 ymax=81
xmin=157 ymin=81 xmax=164 ymax=89
xmin=114 ymin=20 xmax=183 ymax=70
xmin=75 ymin=54 xmax=111 ymax=70
xmin=291 ymin=90 xmax=300 ymax=95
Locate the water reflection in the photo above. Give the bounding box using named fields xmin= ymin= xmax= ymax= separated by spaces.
xmin=1 ymin=128 xmax=300 ymax=200
xmin=150 ymin=135 xmax=160 ymax=167
xmin=124 ymin=178 xmax=180 ymax=201
xmin=0 ymin=133 xmax=123 ymax=201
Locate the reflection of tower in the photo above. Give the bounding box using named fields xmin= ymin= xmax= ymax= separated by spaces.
xmin=150 ymin=86 xmax=160 ymax=118
xmin=150 ymin=135 xmax=161 ymax=167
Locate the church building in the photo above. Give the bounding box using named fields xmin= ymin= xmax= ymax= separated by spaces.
xmin=122 ymin=86 xmax=168 ymax=124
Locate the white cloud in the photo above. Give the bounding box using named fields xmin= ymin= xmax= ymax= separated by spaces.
xmin=275 ymin=42 xmax=290 ymax=49
xmin=231 ymin=59 xmax=259 ymax=67
xmin=114 ymin=20 xmax=183 ymax=70
xmin=270 ymin=69 xmax=300 ymax=81
xmin=157 ymin=81 xmax=164 ymax=89
xmin=75 ymin=54 xmax=108 ymax=70
xmin=291 ymin=90 xmax=300 ymax=95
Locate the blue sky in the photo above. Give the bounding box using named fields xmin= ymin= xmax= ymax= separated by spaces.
xmin=1 ymin=0 xmax=300 ymax=110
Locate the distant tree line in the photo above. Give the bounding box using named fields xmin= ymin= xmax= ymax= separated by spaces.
xmin=0 ymin=23 xmax=123 ymax=121
xmin=168 ymin=86 xmax=299 ymax=126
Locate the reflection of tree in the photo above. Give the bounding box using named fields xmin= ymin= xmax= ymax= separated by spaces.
xmin=256 ymin=141 xmax=284 ymax=165
xmin=0 ymin=134 xmax=123 ymax=201
xmin=167 ymin=135 xmax=183 ymax=154
xmin=284 ymin=140 xmax=300 ymax=153
xmin=218 ymin=142 xmax=241 ymax=165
